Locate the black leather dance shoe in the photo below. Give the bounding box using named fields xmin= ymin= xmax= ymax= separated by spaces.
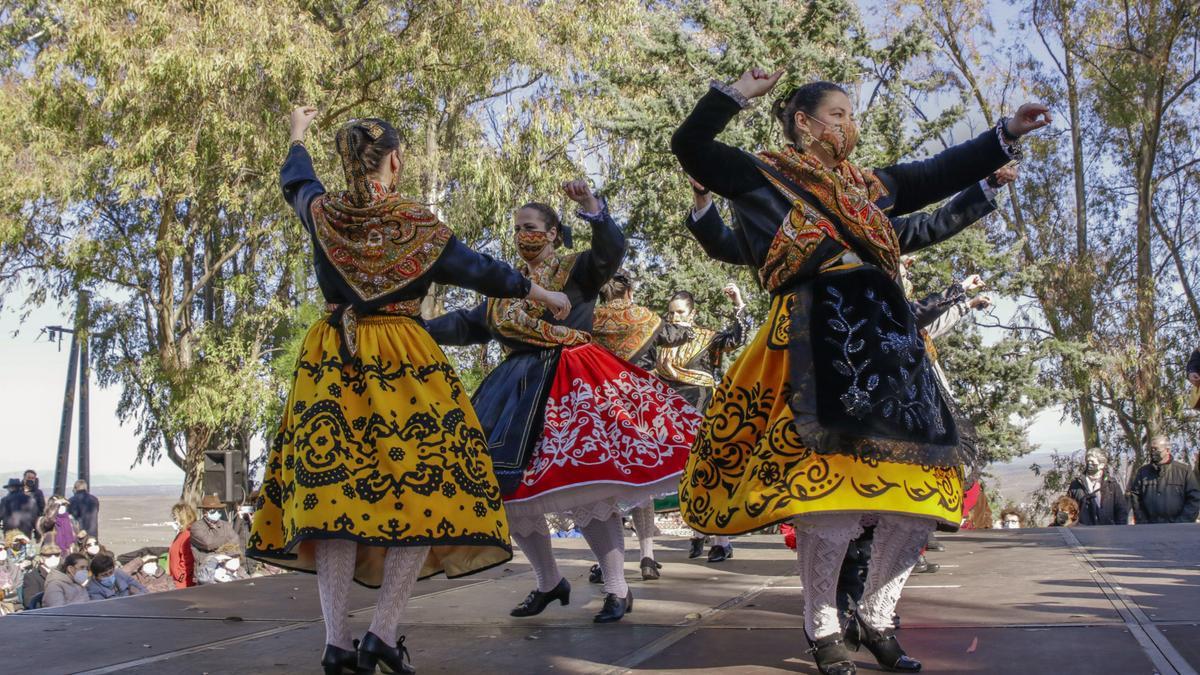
xmin=688 ymin=537 xmax=705 ymax=559
xmin=640 ymin=556 xmax=662 ymax=580
xmin=706 ymin=544 xmax=733 ymax=563
xmin=805 ymin=631 xmax=856 ymax=675
xmin=510 ymin=577 xmax=571 ymax=617
xmin=588 ymin=563 xmax=604 ymax=584
xmin=912 ymin=555 xmax=939 ymax=574
xmin=593 ymin=590 xmax=633 ymax=623
xmin=321 ymin=639 xmax=359 ymax=675
xmin=354 ymin=632 xmax=414 ymax=674
xmin=845 ymin=612 xmax=921 ymax=672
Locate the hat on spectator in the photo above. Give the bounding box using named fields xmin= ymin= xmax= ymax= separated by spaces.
xmin=199 ymin=494 xmax=224 ymax=510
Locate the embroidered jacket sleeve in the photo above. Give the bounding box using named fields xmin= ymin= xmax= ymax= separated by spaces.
xmin=891 ymin=181 xmax=997 ymax=253
xmin=424 ymin=302 xmax=491 ymax=346
xmin=685 ymin=202 xmax=751 ymax=265
xmin=873 ymin=126 xmax=1013 ymax=216
xmin=708 ymin=305 xmax=752 ymax=353
xmin=911 ymin=282 xmax=968 ymax=333
xmin=431 ymin=238 xmax=531 ymax=299
xmin=280 ymin=144 xmax=326 ymax=233
xmin=670 ymin=87 xmax=771 ymax=199
xmin=570 ymin=205 xmax=628 ymax=297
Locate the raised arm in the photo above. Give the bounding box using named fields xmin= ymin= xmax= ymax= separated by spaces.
xmin=892 ymin=182 xmax=997 ymax=254
xmin=433 ymin=238 xmax=531 ymax=300
xmin=424 ymin=301 xmax=491 ymax=347
xmin=684 ymin=200 xmax=750 ymax=266
xmin=281 ymin=107 xmax=327 ymax=231
xmin=875 ymin=103 xmax=1050 ymax=215
xmin=572 ymin=205 xmax=628 ymax=296
xmin=708 ymin=283 xmax=751 ymax=353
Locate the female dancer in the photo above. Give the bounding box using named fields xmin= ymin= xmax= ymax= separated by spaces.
xmin=672 ymin=68 xmax=1048 ymax=673
xmin=248 ymin=107 xmax=569 ymax=674
xmin=426 ymin=184 xmax=699 ymax=623
xmin=589 ymin=270 xmax=693 ymax=581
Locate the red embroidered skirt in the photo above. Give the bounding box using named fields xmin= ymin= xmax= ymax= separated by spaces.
xmin=503 ymin=344 xmax=698 ymax=533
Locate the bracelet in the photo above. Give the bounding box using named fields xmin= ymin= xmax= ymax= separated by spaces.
xmin=710 ymin=80 xmax=751 ymax=109
xmin=997 ymin=116 xmax=1019 ymax=141
xmin=993 ymin=119 xmax=1023 ymax=161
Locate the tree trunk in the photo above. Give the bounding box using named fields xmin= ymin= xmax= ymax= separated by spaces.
xmin=180 ymin=425 xmax=214 ymax=505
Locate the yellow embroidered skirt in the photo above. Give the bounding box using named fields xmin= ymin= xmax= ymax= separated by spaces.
xmin=679 ymin=293 xmax=962 ymax=534
xmin=248 ymin=315 xmax=511 ymax=586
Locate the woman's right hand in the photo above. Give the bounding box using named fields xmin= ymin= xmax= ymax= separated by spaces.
xmin=528 ymin=283 xmax=572 ymax=320
xmin=289 ymin=106 xmax=319 ymax=143
xmin=730 ymin=67 xmax=785 ymax=100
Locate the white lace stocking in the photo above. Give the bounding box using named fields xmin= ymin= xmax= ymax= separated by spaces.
xmin=367 ymin=545 xmax=429 ymax=644
xmin=511 ymin=528 xmax=563 ymax=592
xmin=578 ymin=516 xmax=629 ymax=597
xmin=793 ymin=514 xmax=863 ymax=639
xmin=630 ymin=504 xmax=657 ymax=560
xmin=858 ymin=515 xmax=934 ymax=631
xmin=314 ymin=539 xmax=357 ymax=650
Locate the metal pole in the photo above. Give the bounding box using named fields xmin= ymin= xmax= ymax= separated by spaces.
xmin=53 ymin=330 xmax=79 ymax=498
xmin=76 ymin=292 xmax=91 ymax=488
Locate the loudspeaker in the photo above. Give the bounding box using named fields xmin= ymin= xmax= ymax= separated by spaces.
xmin=202 ymin=450 xmax=249 ymax=504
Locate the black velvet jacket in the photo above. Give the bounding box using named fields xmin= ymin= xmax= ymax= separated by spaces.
xmin=425 ymin=208 xmax=627 ymax=493
xmin=281 ymin=145 xmax=531 ymax=311
xmin=671 ymin=86 xmax=1009 ymax=468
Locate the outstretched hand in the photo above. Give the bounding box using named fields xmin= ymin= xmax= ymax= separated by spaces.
xmin=730 ymin=67 xmax=785 ymax=101
xmin=1005 ymin=103 xmax=1052 ymax=137
xmin=290 ymin=106 xmax=318 ymax=142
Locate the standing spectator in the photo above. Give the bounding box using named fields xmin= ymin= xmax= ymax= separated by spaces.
xmin=998 ymin=508 xmax=1024 ymax=529
xmin=1 ymin=478 xmax=38 ymax=537
xmin=1068 ymin=448 xmax=1130 ymax=525
xmin=1128 ymin=436 xmax=1200 ymax=524
xmin=21 ymin=542 xmax=60 ymax=609
xmin=189 ymin=495 xmax=241 ymax=578
xmin=168 ymin=502 xmax=197 ymax=589
xmin=43 ymin=552 xmax=91 ymax=608
xmin=22 ymin=470 xmax=45 ymax=521
xmin=67 ymin=480 xmax=100 ymax=541
xmin=122 ymin=554 xmax=174 ymax=594
xmin=44 ymin=497 xmax=79 ymax=552
xmin=87 ymin=553 xmax=146 ymax=600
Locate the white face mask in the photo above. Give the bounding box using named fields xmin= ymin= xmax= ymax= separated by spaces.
xmin=0 ymin=550 xmax=8 ymax=561
xmin=86 ymin=544 xmax=100 ymax=555
xmin=57 ymin=506 xmax=67 ymax=515
xmin=141 ymin=562 xmax=158 ymax=576
xmin=169 ymin=521 xmax=181 ymax=532
xmin=205 ymin=510 xmax=223 ymax=522
xmin=44 ymin=556 xmax=60 ymax=569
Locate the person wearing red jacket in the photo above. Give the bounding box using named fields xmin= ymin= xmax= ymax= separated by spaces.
xmin=168 ymin=502 xmax=196 ymax=589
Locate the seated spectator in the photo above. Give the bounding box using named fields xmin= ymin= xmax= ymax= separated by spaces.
xmin=195 ymin=553 xmax=244 ymax=585
xmin=169 ymin=502 xmax=197 ymax=589
xmin=43 ymin=553 xmax=90 ymax=608
xmin=87 ymin=553 xmax=147 ymax=600
xmin=190 ymin=495 xmax=241 ymax=583
xmin=44 ymin=496 xmax=79 ymax=553
xmin=22 ymin=542 xmax=61 ymax=609
xmin=5 ymin=530 xmax=32 ymax=566
xmin=0 ymin=537 xmax=22 ymax=614
xmin=1 ymin=478 xmax=39 ymax=537
xmin=122 ymin=554 xmax=174 ymax=594
xmin=79 ymin=535 xmax=112 ymax=559
xmin=1051 ymin=496 xmax=1080 ymax=527
xmin=998 ymin=507 xmax=1024 ymax=529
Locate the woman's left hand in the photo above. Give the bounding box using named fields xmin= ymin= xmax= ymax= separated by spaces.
xmin=562 ymin=180 xmax=600 ymax=214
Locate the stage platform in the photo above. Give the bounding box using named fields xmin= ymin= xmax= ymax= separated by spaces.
xmin=6 ymin=525 xmax=1199 ymax=674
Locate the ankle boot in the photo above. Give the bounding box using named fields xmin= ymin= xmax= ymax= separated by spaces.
xmin=355 ymin=632 xmax=414 ymax=674
xmin=588 ymin=563 xmax=604 ymax=584
xmin=593 ymin=590 xmax=633 ymax=623
xmin=688 ymin=537 xmax=705 ymax=558
xmin=845 ymin=612 xmax=920 ymax=672
xmin=321 ymin=640 xmax=358 ymax=675
xmin=510 ymin=577 xmax=571 ymax=617
xmin=805 ymin=631 xmax=856 ymax=675
xmin=640 ymin=557 xmax=662 ymax=580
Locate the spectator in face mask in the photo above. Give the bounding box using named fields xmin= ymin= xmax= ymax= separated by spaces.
xmin=0 ymin=539 xmax=20 ymax=614
xmin=998 ymin=508 xmax=1023 ymax=529
xmin=1050 ymin=496 xmax=1080 ymax=526
xmin=122 ymin=554 xmax=174 ymax=594
xmin=189 ymin=495 xmax=240 ymax=581
xmin=87 ymin=553 xmax=147 ymax=600
xmin=1067 ymin=448 xmax=1130 ymax=525
xmin=43 ymin=553 xmax=90 ymax=608
xmin=1 ymin=478 xmax=39 ymax=537
xmin=79 ymin=535 xmax=112 ymax=559
xmin=1128 ymin=436 xmax=1200 ymax=524
xmin=22 ymin=542 xmax=61 ymax=609
xmin=67 ymin=480 xmax=100 ymax=541
xmin=168 ymin=502 xmax=197 ymax=589
xmin=22 ymin=471 xmax=45 ymax=520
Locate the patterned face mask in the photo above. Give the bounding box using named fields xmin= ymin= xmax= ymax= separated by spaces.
xmin=807 ymin=115 xmax=859 ymax=164
xmin=515 ymin=230 xmax=553 ymax=262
